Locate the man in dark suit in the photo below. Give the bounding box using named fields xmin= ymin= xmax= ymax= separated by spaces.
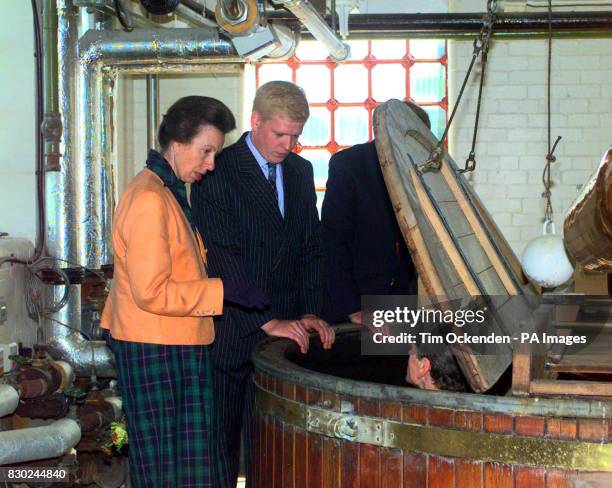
xmin=191 ymin=81 xmax=334 ymax=487
xmin=321 ymin=101 xmax=430 ymax=325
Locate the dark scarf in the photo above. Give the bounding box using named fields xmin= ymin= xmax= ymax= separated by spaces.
xmin=145 ymin=149 xmax=197 ymax=235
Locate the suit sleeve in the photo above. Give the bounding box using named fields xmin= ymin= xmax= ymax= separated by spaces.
xmin=321 ymin=154 xmax=361 ymax=322
xmin=122 ymin=190 xmax=223 ymax=317
xmin=191 ymin=169 xmax=276 ymax=337
xmin=298 ymin=162 xmax=324 ymax=317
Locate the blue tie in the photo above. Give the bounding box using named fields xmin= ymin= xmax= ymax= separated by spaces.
xmin=267 ymin=162 xmax=278 ymax=201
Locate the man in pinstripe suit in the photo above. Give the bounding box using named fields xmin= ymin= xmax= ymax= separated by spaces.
xmin=191 ymin=81 xmax=335 ymax=487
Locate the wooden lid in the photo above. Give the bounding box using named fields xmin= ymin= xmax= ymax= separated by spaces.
xmin=373 ymin=99 xmax=539 ymax=392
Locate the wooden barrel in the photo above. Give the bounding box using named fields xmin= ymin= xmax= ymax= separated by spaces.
xmin=252 ymin=328 xmax=612 ymax=487
xmin=564 ymin=148 xmax=612 ymax=273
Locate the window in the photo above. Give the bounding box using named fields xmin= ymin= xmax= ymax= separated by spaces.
xmin=254 ymin=39 xmax=448 ymax=210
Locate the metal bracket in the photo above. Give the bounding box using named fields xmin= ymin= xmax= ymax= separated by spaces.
xmin=417 ymin=147 xmax=443 ymax=174
xmin=306 ymin=408 xmax=384 ymax=444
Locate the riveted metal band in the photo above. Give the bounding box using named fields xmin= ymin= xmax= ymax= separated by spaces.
xmin=255 ymin=382 xmax=612 ymax=472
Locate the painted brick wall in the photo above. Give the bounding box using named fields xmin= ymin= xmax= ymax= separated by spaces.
xmin=235 ymin=1 xmax=608 ymax=261
xmin=448 ymin=37 xmax=611 ymax=257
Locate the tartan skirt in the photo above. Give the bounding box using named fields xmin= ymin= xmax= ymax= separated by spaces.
xmin=112 ymin=338 xmax=230 ymax=488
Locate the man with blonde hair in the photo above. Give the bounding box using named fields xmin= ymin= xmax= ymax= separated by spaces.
xmin=191 ymin=81 xmax=335 ymax=486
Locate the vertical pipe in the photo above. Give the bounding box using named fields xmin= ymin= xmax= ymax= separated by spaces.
xmin=100 ymin=71 xmax=115 ymax=255
xmin=42 ymin=0 xmax=62 ymax=172
xmin=75 ymin=0 xmax=107 ymax=268
xmin=77 ymin=61 xmax=105 ymax=267
xmin=46 ymin=0 xmax=81 ymax=345
xmin=45 ymin=0 xmax=115 ymax=377
xmin=103 ymin=72 xmax=118 ymax=216
xmin=77 ymin=5 xmax=114 ymax=268
xmin=46 ymin=0 xmax=79 ymax=263
xmin=146 ymin=75 xmax=159 ymax=150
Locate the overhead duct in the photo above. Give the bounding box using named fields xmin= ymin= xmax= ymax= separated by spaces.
xmin=272 ymin=0 xmax=349 ymax=61
xmin=45 ymin=0 xmax=239 ymax=377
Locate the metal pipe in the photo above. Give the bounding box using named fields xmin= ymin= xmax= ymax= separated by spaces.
xmin=79 ymin=27 xmax=235 ymax=66
xmin=46 ymin=0 xmax=79 ymax=263
xmin=44 ymin=287 xmax=116 ymax=377
xmin=267 ymin=23 xmax=298 ymax=59
xmin=175 ymin=3 xmax=219 ymax=27
xmin=106 ymin=63 xmax=242 ymax=75
xmin=146 ymin=75 xmax=160 ymax=149
xmin=42 ymin=0 xmax=62 ymax=173
xmin=44 ymin=336 xmax=116 ymax=378
xmin=0 ymin=419 xmax=80 ymax=465
xmin=42 ymin=2 xmax=117 ymax=379
xmin=45 ymin=0 xmax=82 ymax=368
xmin=180 ymin=0 xmax=217 ymax=24
xmin=74 ymin=0 xmax=160 ymax=28
xmin=266 ymin=11 xmax=612 ymax=38
xmin=0 ymin=385 xmax=20 ymax=417
xmin=101 ymin=65 xmax=117 ymax=242
xmin=272 ymin=0 xmax=349 ymax=61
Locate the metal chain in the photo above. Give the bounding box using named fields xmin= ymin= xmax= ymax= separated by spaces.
xmin=418 ymin=0 xmax=497 ymax=174
xmin=542 ymin=0 xmax=561 ymax=222
xmin=459 ymin=0 xmax=496 ymax=173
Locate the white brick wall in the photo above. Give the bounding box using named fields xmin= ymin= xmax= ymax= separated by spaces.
xmin=448 ymin=37 xmax=611 ymax=257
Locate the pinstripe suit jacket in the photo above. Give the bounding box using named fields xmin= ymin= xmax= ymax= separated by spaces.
xmin=191 ymin=133 xmax=323 ymax=373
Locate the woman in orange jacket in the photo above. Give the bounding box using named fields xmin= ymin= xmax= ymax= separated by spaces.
xmin=101 ymin=96 xmax=267 ymax=488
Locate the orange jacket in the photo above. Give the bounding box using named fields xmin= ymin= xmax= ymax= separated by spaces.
xmin=101 ymin=169 xmax=223 ymax=345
